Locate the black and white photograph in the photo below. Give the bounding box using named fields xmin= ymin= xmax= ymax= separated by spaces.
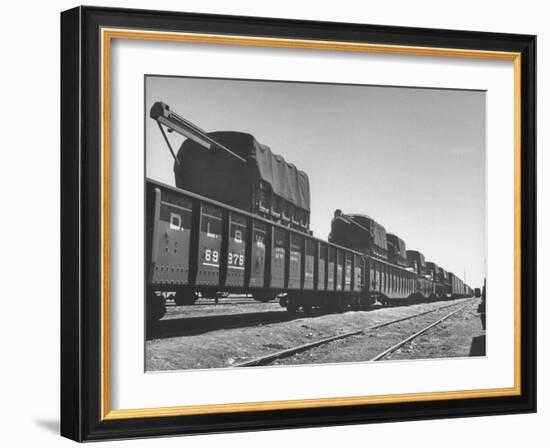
xmin=55 ymin=4 xmax=537 ymax=443
xmin=144 ymin=75 xmax=487 ymax=372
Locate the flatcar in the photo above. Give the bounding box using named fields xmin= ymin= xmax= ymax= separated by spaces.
xmin=447 ymin=272 xmax=467 ymax=298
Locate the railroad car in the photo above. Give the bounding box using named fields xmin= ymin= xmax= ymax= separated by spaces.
xmin=426 ymin=261 xmax=447 ymax=299
xmin=447 ymin=272 xmax=467 ymax=298
xmin=146 ymin=101 xmax=472 ymax=322
xmin=146 ymin=179 xmax=370 ymax=321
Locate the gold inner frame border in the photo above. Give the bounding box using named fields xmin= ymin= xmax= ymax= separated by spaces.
xmin=99 ymin=27 xmax=522 ymax=421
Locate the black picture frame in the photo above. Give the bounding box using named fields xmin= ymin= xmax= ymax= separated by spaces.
xmin=61 ymin=6 xmax=536 ymax=442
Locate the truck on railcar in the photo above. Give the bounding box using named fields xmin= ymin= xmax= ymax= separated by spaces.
xmin=447 ymin=272 xmax=467 ymax=298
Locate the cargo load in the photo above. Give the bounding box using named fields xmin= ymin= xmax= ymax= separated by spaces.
xmin=406 ymin=250 xmax=427 ymax=276
xmin=174 ymin=131 xmax=310 ymax=230
xmin=426 ymin=261 xmax=439 ymax=281
xmin=329 ymin=211 xmax=388 ymax=259
xmin=387 ymin=233 xmax=408 ymax=266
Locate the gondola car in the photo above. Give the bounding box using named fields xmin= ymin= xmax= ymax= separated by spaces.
xmin=329 ymin=210 xmax=416 ymax=305
xmin=447 ymin=272 xmax=466 ymax=298
xmin=406 ymin=250 xmax=434 ymax=301
xmin=146 ymin=179 xmax=369 ymax=322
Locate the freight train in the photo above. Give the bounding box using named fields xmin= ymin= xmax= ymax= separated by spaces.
xmin=146 ymin=101 xmax=473 ymax=324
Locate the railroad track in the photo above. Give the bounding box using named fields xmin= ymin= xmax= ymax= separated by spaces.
xmin=368 ymin=303 xmax=471 ymax=361
xmin=232 ymin=298 xmax=476 ymax=367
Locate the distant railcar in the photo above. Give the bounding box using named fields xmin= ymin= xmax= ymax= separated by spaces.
xmin=365 ymin=256 xmax=417 ymax=306
xmin=447 ymin=272 xmax=466 ymax=298
xmin=426 ymin=261 xmax=446 ymax=299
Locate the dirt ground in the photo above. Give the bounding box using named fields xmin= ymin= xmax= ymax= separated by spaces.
xmin=386 ymin=300 xmax=485 ymax=360
xmin=272 ymin=299 xmax=484 ymax=366
xmin=146 ymin=298 xmax=481 ymax=371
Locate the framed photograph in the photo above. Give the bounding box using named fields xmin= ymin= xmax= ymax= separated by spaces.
xmin=60 ymin=6 xmax=536 ymax=441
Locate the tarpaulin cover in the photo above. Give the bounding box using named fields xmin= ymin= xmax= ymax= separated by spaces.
xmin=387 ymin=233 xmax=407 ymax=259
xmin=347 ymin=215 xmax=387 ymax=251
xmin=426 ymin=261 xmax=439 ymax=272
xmin=174 ymin=131 xmax=310 ymax=211
xmin=254 ymin=143 xmax=310 ymax=211
xmin=406 ymin=250 xmax=426 ymax=268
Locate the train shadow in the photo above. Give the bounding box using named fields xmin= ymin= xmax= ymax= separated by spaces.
xmin=148 ymin=310 xmax=295 ymax=340
xmin=147 ymin=300 xmax=460 ymax=341
xmin=469 ymin=334 xmax=486 ymax=356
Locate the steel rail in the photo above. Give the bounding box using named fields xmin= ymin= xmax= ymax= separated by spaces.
xmin=370 ymin=302 xmax=471 ymax=361
xmin=232 ymin=298 xmax=475 ymax=367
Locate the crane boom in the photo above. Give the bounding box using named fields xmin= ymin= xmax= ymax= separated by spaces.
xmin=149 ymin=101 xmax=246 ymax=164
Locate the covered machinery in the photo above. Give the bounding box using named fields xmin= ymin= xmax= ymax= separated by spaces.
xmin=150 ymin=101 xmax=311 ymax=233
xmin=329 ymin=211 xmax=388 ymax=260
xmin=406 ymin=250 xmax=427 ymax=276
xmin=387 ymin=233 xmax=408 ymax=267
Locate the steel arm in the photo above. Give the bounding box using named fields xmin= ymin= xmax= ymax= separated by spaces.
xmin=150 ymin=101 xmax=246 ymax=164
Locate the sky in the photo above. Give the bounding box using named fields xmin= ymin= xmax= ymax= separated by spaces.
xmin=145 ymin=76 xmax=486 ymax=288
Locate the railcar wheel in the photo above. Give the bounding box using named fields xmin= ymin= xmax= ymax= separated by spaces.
xmin=320 ymin=297 xmax=331 ymax=314
xmin=286 ymin=297 xmax=299 ymax=315
xmin=146 ymin=292 xmax=166 ymax=330
xmin=174 ymin=290 xmax=198 ymax=306
xmin=360 ymin=296 xmax=372 ymax=311
xmin=336 ymin=295 xmax=346 ymax=313
xmin=302 ymin=303 xmax=313 ymax=315
xmin=253 ymin=293 xmax=277 ymax=303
